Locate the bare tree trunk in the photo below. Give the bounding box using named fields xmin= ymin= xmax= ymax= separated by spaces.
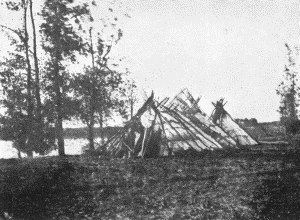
xmin=90 ymin=28 xmax=95 ymax=70
xmin=29 ymin=0 xmax=43 ymax=151
xmin=87 ymin=122 xmax=95 ymax=151
xmin=23 ymin=0 xmax=34 ymax=156
xmin=130 ymin=99 xmax=134 ymax=119
xmin=54 ymin=51 xmax=65 ymax=156
xmin=88 ymin=94 xmax=96 ymax=151
xmin=54 ymin=6 xmax=65 ymax=156
xmin=99 ymin=107 xmax=104 ymax=146
xmin=88 ymin=27 xmax=95 ymax=151
xmin=17 ymin=149 xmax=22 ymax=159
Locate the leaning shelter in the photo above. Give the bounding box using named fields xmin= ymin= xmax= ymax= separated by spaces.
xmin=211 ymin=98 xmax=259 ymax=145
xmin=103 ymin=92 xmax=227 ymax=158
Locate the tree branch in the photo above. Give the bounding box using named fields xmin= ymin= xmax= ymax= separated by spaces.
xmin=99 ymin=37 xmax=114 ymax=69
xmin=0 ymin=24 xmax=25 ymax=43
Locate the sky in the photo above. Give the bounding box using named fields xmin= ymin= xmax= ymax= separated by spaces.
xmin=112 ymin=0 xmax=300 ymax=122
xmin=0 ymin=0 xmax=299 ymax=123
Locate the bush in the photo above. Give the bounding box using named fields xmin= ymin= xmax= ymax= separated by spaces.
xmin=284 ymin=119 xmax=300 ymax=135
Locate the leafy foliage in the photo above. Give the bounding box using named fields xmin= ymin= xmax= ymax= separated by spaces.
xmin=0 ymin=46 xmax=33 ymax=155
xmin=0 ymin=0 xmax=58 ymax=156
xmin=0 ymin=0 xmax=133 ymax=157
xmin=277 ymin=44 xmax=300 ymax=134
xmin=40 ymin=0 xmax=91 ymax=155
xmin=72 ymin=67 xmax=124 ymax=123
xmin=40 ymin=0 xmax=90 ymax=59
xmin=70 ymin=19 xmax=127 ymax=150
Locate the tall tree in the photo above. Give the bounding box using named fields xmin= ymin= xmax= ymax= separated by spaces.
xmin=71 ymin=24 xmax=127 ymax=150
xmin=40 ymin=0 xmax=90 ymax=156
xmin=71 ymin=43 xmax=125 ymax=150
xmin=0 ymin=49 xmax=56 ymax=156
xmin=22 ymin=0 xmax=34 ymax=152
xmin=0 ymin=47 xmax=32 ymax=156
xmin=95 ymin=29 xmax=125 ymax=145
xmin=277 ymin=43 xmax=299 ymax=134
xmin=0 ymin=0 xmax=35 ymax=156
xmin=29 ymin=0 xmax=43 ymax=150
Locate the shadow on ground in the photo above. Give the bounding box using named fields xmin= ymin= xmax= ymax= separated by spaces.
xmin=0 ymin=158 xmax=96 ymax=219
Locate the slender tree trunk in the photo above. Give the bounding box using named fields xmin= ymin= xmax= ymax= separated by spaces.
xmin=90 ymin=28 xmax=95 ymax=70
xmin=88 ymin=27 xmax=95 ymax=151
xmin=130 ymin=99 xmax=134 ymax=119
xmin=55 ymin=76 xmax=65 ymax=156
xmin=88 ymin=96 xmax=95 ymax=151
xmin=54 ymin=50 xmax=65 ymax=156
xmin=23 ymin=1 xmax=34 ymax=156
xmin=88 ymin=90 xmax=96 ymax=151
xmin=52 ymin=4 xmax=65 ymax=156
xmin=87 ymin=122 xmax=95 ymax=151
xmin=17 ymin=149 xmax=22 ymax=159
xmin=99 ymin=108 xmax=104 ymax=146
xmin=54 ymin=10 xmax=65 ymax=156
xmin=29 ymin=0 xmax=43 ymax=151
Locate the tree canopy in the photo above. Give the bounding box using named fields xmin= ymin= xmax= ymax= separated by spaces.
xmin=0 ymin=0 xmax=132 ymax=156
xmin=277 ymin=43 xmax=300 ymax=134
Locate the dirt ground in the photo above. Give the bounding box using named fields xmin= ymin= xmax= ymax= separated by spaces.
xmin=1 ymin=148 xmax=300 ymax=219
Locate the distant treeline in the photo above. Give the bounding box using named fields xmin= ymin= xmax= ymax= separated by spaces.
xmin=235 ymin=118 xmax=258 ymax=126
xmin=240 ymin=121 xmax=285 ymax=141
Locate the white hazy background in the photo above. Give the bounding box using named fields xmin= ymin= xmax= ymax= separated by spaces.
xmin=114 ymin=0 xmax=299 ymax=122
xmin=0 ymin=0 xmax=299 ymax=158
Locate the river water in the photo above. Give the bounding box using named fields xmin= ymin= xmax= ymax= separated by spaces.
xmin=0 ymin=138 xmax=107 ymax=158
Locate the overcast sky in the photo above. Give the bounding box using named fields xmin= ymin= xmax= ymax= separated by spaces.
xmin=113 ymin=0 xmax=299 ymax=122
xmin=0 ymin=0 xmax=299 ymax=123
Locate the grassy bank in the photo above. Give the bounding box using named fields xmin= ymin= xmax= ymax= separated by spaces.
xmin=1 ymin=150 xmax=300 ymax=219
